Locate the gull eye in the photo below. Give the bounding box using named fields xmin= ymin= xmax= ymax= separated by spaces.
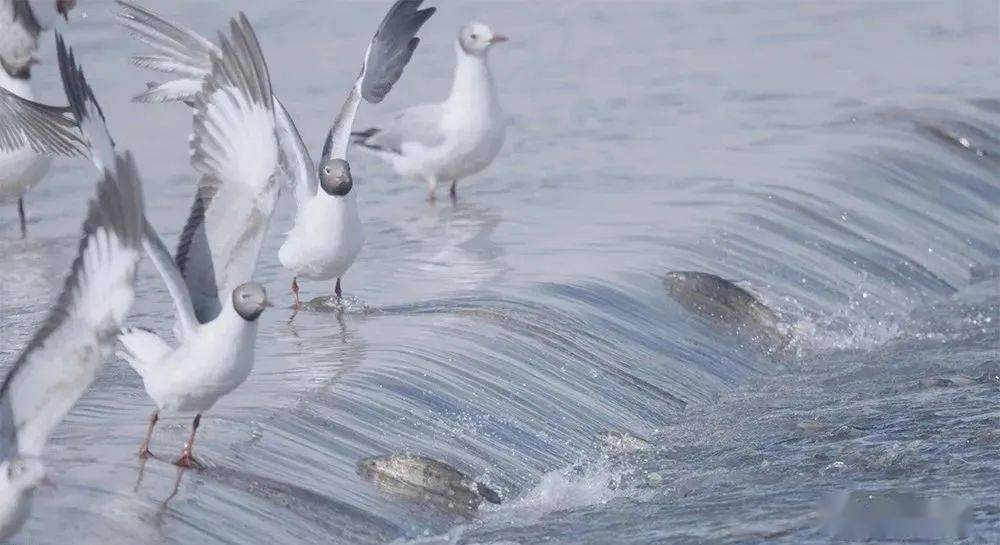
xmin=470 ymin=33 xmax=478 ymax=40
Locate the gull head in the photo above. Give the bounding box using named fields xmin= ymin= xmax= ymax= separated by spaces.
xmin=232 ymin=283 xmax=270 ymax=322
xmin=458 ymin=23 xmax=508 ymax=57
xmin=319 ymin=158 xmax=353 ymax=197
xmin=0 ymin=457 xmax=45 ymax=493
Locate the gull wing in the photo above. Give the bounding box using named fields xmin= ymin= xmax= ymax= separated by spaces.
xmin=320 ymin=0 xmax=435 ymax=163
xmin=175 ymin=14 xmax=279 ymax=323
xmin=118 ymin=1 xmax=317 ymax=222
xmin=351 ymin=102 xmax=444 ymax=156
xmin=56 ymin=33 xmax=199 ymax=338
xmin=116 ymin=0 xmax=215 ymax=104
xmin=0 ymin=153 xmax=144 ymax=458
xmin=0 ymin=86 xmax=85 ymax=157
xmin=55 ymin=33 xmax=113 ymax=171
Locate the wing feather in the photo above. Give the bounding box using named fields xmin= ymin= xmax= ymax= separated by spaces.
xmin=116 ymin=0 xmax=216 ymax=103
xmin=0 ymin=153 xmax=145 ymax=459
xmin=352 ymin=102 xmax=444 ymax=155
xmin=176 ymin=13 xmax=278 ymax=323
xmin=55 ymin=33 xmax=114 ymax=172
xmin=321 ymin=0 xmax=435 ymax=163
xmin=0 ymin=86 xmax=85 ymax=157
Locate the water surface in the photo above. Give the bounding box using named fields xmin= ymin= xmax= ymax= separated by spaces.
xmin=0 ymin=1 xmax=997 ymax=543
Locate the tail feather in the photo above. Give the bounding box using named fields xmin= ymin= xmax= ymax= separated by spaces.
xmin=117 ymin=327 xmax=171 ymax=378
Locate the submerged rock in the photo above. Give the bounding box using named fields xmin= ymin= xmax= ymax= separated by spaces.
xmin=596 ymin=430 xmax=652 ymax=455
xmin=663 ymin=270 xmax=792 ymax=357
xmin=357 ymin=454 xmax=500 ymax=513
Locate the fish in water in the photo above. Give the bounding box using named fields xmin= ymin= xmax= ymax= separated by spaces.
xmin=596 ymin=430 xmax=652 ymax=455
xmin=357 ymin=454 xmax=501 ymax=513
xmin=663 ymin=270 xmax=792 ymax=357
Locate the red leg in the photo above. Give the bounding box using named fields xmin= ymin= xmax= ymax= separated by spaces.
xmin=174 ymin=414 xmax=204 ymax=469
xmin=138 ymin=410 xmax=158 ymax=458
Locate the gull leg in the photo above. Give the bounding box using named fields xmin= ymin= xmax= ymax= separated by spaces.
xmin=17 ymin=197 xmax=26 ymax=238
xmin=449 ymin=180 xmax=458 ymax=201
xmin=174 ymin=414 xmax=203 ymax=469
xmin=335 ymin=277 xmax=342 ymax=299
xmin=291 ymin=277 xmax=301 ymax=308
xmin=138 ymin=410 xmax=159 ymax=458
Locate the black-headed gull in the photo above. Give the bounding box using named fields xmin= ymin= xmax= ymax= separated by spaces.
xmin=352 ymin=22 xmax=507 ymax=201
xmin=0 ymin=34 xmax=145 ymax=539
xmin=98 ymin=15 xmax=280 ymax=468
xmin=279 ymin=0 xmax=434 ymax=305
xmin=117 ymin=0 xmax=435 ymax=305
xmin=0 ymin=0 xmax=80 ymax=236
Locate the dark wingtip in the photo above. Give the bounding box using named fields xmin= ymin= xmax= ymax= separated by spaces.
xmin=55 ymin=31 xmax=105 ymax=127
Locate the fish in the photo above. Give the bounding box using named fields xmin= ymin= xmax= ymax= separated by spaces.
xmin=357 ymin=454 xmax=501 ymax=513
xmin=663 ymin=270 xmax=792 ymax=357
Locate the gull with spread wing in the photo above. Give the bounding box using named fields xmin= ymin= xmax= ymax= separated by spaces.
xmin=0 ymin=0 xmax=81 ymax=235
xmin=117 ymin=0 xmax=435 ymax=305
xmin=0 ymin=34 xmax=145 ymax=540
xmin=80 ymin=15 xmax=281 ymax=468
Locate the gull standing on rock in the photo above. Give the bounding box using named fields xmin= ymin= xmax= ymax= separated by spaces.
xmin=0 ymin=0 xmax=80 ymax=236
xmin=104 ymin=15 xmax=280 ymax=468
xmin=352 ymin=22 xmax=508 ymax=201
xmin=0 ymin=34 xmax=145 ymax=540
xmin=117 ymin=0 xmax=435 ymax=305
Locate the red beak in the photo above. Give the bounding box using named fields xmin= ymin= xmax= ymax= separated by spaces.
xmin=489 ymin=34 xmax=509 ymax=44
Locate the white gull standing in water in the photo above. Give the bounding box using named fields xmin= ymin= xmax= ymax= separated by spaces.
xmin=101 ymin=14 xmax=280 ymax=468
xmin=117 ymin=0 xmax=435 ymax=305
xmin=0 ymin=34 xmax=145 ymax=540
xmin=351 ymin=22 xmax=508 ymax=201
xmin=278 ymin=0 xmax=434 ymax=305
xmin=0 ymin=0 xmax=80 ymax=235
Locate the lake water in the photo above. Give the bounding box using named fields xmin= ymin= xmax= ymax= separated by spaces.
xmin=0 ymin=1 xmax=997 ymax=543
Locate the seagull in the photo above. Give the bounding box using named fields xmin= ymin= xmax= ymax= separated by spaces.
xmin=351 ymin=22 xmax=508 ymax=201
xmin=118 ymin=0 xmax=435 ymax=305
xmin=0 ymin=0 xmax=79 ymax=236
xmin=109 ymin=14 xmax=280 ymax=468
xmin=0 ymin=34 xmax=145 ymax=539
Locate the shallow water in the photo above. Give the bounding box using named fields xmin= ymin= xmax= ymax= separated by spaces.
xmin=1 ymin=1 xmax=998 ymax=543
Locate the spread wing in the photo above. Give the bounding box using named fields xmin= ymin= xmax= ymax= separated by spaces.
xmin=351 ymin=102 xmax=444 ymax=155
xmin=175 ymin=13 xmax=278 ymax=323
xmin=320 ymin=0 xmax=435 ymax=164
xmin=118 ymin=1 xmax=316 ymax=221
xmin=116 ymin=0 xmax=215 ymax=104
xmin=0 ymin=153 xmax=144 ymax=459
xmin=0 ymin=86 xmax=85 ymax=157
xmin=55 ymin=33 xmax=112 ymax=170
xmin=55 ymin=34 xmax=200 ymax=338
xmin=275 ymin=99 xmax=317 ymax=213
